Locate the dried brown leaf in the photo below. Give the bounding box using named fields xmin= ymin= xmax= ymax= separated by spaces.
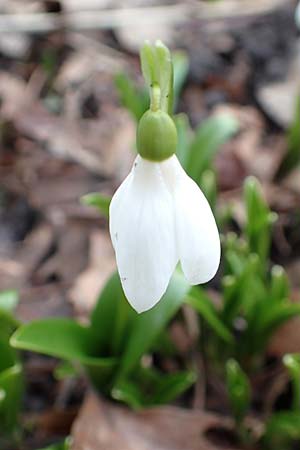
xmin=71 ymin=393 xmax=239 ymax=450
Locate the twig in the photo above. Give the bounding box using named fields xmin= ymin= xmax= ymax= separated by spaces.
xmin=0 ymin=0 xmax=292 ymax=34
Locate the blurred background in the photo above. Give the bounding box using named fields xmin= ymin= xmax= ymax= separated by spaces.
xmin=0 ymin=0 xmax=299 ymax=449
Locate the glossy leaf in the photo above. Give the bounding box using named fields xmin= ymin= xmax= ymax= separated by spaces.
xmin=10 ymin=318 xmax=116 ymax=369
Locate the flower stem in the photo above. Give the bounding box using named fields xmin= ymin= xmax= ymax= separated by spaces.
xmin=150 ymin=83 xmax=161 ymax=112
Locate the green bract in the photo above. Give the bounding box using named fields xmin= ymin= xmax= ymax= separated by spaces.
xmin=135 ymin=40 xmax=178 ymax=162
xmin=137 ymin=109 xmax=177 ymax=161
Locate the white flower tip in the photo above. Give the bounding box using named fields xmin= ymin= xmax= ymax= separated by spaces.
xmin=187 ymin=252 xmax=221 ymax=286
xmin=121 ymin=280 xmax=167 ymax=314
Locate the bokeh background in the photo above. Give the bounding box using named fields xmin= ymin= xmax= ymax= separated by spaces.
xmin=0 ymin=1 xmax=299 ymax=449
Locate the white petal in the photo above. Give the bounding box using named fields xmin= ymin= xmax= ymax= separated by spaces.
xmin=161 ymin=155 xmax=220 ymax=285
xmin=109 ymin=155 xmax=178 ymax=313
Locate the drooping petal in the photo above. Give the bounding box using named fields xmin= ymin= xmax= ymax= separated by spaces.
xmin=109 ymin=155 xmax=178 ymax=313
xmin=161 ymin=155 xmax=220 ymax=285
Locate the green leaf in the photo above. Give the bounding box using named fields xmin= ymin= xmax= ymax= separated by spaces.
xmin=155 ymin=40 xmax=173 ymax=114
xmin=54 ymin=361 xmax=78 ymax=380
xmin=226 ymin=359 xmax=251 ymax=425
xmin=221 ymin=252 xmax=265 ymax=325
xmin=263 ymin=412 xmax=300 ymax=450
xmin=10 ymin=318 xmax=116 ymax=369
xmin=111 ymin=378 xmax=146 ymax=409
xmin=81 ymin=193 xmax=111 ymax=219
xmin=114 ymin=72 xmax=148 ymax=121
xmin=0 ymin=309 xmax=19 ymax=338
xmin=140 ymin=41 xmax=158 ymax=89
xmin=186 ymin=289 xmax=233 ymax=343
xmin=112 ymin=368 xmax=195 ymax=409
xmin=257 ymin=304 xmax=300 ymax=339
xmin=0 ymin=339 xmax=17 ymax=374
xmin=0 ymin=290 xmax=19 ymax=313
xmin=90 ymin=272 xmax=136 ymax=356
xmin=0 ymin=364 xmax=23 ymax=432
xmin=247 ymin=304 xmax=300 ymax=356
xmin=151 ymin=370 xmax=196 ymax=404
xmin=283 ymin=354 xmax=300 ymax=411
xmin=244 ymin=176 xmax=277 ymax=267
xmin=140 ymin=40 xmax=174 ymax=114
xmin=119 ymin=270 xmax=190 ymax=377
xmin=37 ymin=437 xmax=71 ymax=450
xmin=270 ymin=266 xmax=290 ymax=304
xmin=174 ymin=113 xmax=191 ymax=168
xmin=199 ymin=169 xmax=217 ymax=211
xmin=173 ymin=51 xmax=189 ymax=110
xmin=186 ymin=114 xmax=239 ymax=184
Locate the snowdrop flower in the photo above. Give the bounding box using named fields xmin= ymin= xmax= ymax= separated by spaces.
xmin=109 ymin=109 xmax=220 ymax=313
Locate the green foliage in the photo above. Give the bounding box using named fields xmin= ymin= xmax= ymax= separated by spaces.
xmin=11 ymin=270 xmax=194 ymax=408
xmin=0 ymin=291 xmax=23 ymax=436
xmin=81 ymin=192 xmax=111 ymax=218
xmin=38 ymin=437 xmax=71 ymax=450
xmin=244 ymin=176 xmax=277 ymax=269
xmin=199 ymin=169 xmax=217 ymax=211
xmin=263 ymin=412 xmax=300 ymax=450
xmin=186 ymin=289 xmax=233 ymax=344
xmin=226 ymin=359 xmax=251 ymax=425
xmin=172 ymin=51 xmax=189 ymax=111
xmin=188 ymin=177 xmax=300 ymax=371
xmin=184 ymin=114 xmax=239 ymax=185
xmin=115 ymin=72 xmax=148 ymax=121
xmin=115 ymin=49 xmax=189 ymax=121
xmin=283 ymin=354 xmax=300 ymax=411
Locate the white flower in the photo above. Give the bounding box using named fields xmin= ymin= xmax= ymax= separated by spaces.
xmin=109 ymin=154 xmax=221 ymax=313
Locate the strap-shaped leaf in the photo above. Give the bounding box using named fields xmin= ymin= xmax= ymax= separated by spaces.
xmin=119 ymin=270 xmax=190 ymax=376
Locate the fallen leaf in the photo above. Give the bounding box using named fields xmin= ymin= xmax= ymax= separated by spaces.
xmin=71 ymin=393 xmax=240 ymax=450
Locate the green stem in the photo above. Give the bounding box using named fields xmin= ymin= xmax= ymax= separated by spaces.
xmin=150 ymin=83 xmax=161 ymax=112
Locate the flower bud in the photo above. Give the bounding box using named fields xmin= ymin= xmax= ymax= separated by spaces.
xmin=137 ymin=109 xmax=177 ymax=162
